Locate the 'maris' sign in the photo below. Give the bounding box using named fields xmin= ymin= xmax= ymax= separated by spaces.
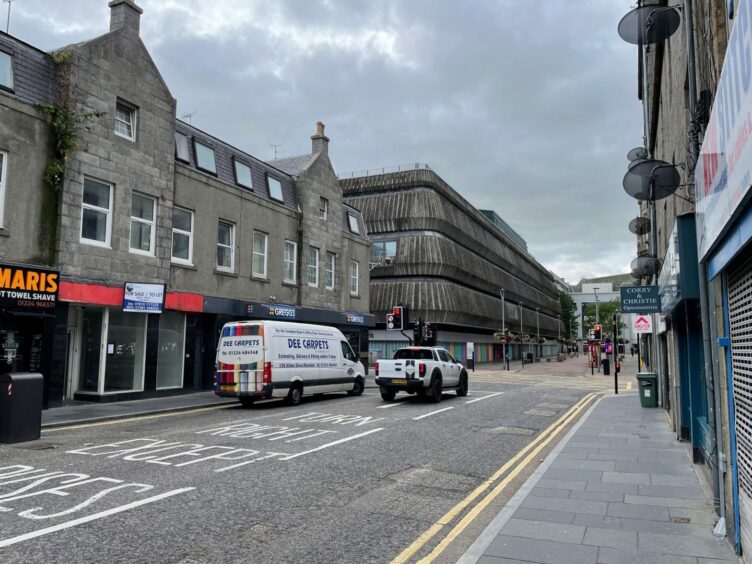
xmin=0 ymin=263 xmax=59 ymax=312
xmin=620 ymin=285 xmax=661 ymax=314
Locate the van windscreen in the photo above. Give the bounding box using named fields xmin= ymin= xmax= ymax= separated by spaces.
xmin=393 ymin=348 xmax=434 ymax=360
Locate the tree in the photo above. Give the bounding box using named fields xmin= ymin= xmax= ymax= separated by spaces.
xmin=582 ymin=299 xmax=620 ymax=338
xmin=559 ymin=292 xmax=579 ymax=339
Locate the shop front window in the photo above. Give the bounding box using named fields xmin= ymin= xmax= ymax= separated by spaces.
xmin=157 ymin=311 xmax=185 ymax=389
xmin=104 ymin=310 xmax=146 ymax=392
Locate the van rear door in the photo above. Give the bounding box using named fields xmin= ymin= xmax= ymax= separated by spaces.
xmin=216 ymin=324 xmax=265 ymax=395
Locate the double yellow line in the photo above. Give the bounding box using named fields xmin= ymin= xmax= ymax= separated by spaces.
xmin=392 ymin=391 xmax=601 ymax=564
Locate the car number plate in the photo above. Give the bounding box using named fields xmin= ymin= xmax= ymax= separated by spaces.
xmin=391 ymin=379 xmax=407 ymax=385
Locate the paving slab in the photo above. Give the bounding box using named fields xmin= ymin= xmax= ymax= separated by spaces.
xmin=458 ymin=394 xmax=736 ymax=564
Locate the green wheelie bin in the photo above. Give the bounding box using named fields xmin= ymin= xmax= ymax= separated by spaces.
xmin=637 ymin=372 xmax=658 ymax=408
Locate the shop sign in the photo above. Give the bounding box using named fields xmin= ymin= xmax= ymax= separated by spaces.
xmin=345 ymin=313 xmax=365 ymax=325
xmin=0 ymin=263 xmax=59 ymax=312
xmin=123 ymin=282 xmax=165 ymax=313
xmin=696 ymin=0 xmax=752 ymax=258
xmin=632 ymin=315 xmax=653 ymax=334
xmin=620 ymin=285 xmax=661 ymax=314
xmin=265 ymin=304 xmax=296 ymax=319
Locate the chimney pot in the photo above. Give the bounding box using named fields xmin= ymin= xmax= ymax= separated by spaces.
xmin=109 ymin=0 xmax=143 ymax=34
xmin=311 ymin=121 xmax=329 ymax=155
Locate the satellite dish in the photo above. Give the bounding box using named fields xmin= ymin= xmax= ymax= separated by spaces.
xmin=630 ymin=256 xmax=661 ymax=278
xmin=629 ymin=216 xmax=651 ymax=235
xmin=623 ymin=159 xmax=681 ymax=200
xmin=627 ymin=147 xmax=648 ymax=161
xmin=618 ymin=5 xmax=681 ymax=45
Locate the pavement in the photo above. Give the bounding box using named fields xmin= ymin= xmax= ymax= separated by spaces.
xmin=458 ymin=389 xmax=738 ymax=563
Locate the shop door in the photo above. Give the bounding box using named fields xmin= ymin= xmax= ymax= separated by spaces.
xmin=727 ymin=251 xmax=752 ymax=560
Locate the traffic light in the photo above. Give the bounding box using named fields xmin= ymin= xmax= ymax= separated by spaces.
xmin=387 ymin=306 xmax=404 ymax=330
xmin=594 ymin=324 xmax=602 ymax=340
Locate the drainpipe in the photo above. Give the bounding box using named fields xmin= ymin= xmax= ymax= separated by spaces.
xmin=683 ymin=0 xmax=725 ymax=533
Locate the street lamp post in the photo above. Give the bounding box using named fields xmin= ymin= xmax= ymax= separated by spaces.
xmin=500 ymin=288 xmax=507 ymax=370
xmin=536 ymin=308 xmax=540 ymax=360
xmin=593 ymin=287 xmax=600 ymax=324
xmin=557 ymin=314 xmax=561 ymax=354
xmin=519 ymin=302 xmax=524 ymax=366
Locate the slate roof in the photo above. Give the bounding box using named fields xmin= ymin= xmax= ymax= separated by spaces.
xmin=175 ymin=120 xmax=298 ymax=213
xmin=0 ymin=32 xmax=56 ymax=105
xmin=268 ymin=154 xmax=317 ymax=177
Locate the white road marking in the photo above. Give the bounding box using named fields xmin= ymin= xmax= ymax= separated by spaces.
xmin=465 ymin=392 xmax=505 ymax=404
xmin=376 ymin=401 xmax=411 ymax=409
xmin=412 ymin=407 xmax=454 ymax=420
xmin=279 ymin=428 xmax=384 ymax=460
xmin=0 ymin=487 xmax=194 ymax=548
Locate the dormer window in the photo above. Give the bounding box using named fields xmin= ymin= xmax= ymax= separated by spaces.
xmin=268 ymin=176 xmax=284 ymax=202
xmin=0 ymin=52 xmax=12 ymax=90
xmin=234 ymin=158 xmax=253 ymax=189
xmin=175 ymin=132 xmax=190 ymax=162
xmin=347 ymin=213 xmax=360 ymax=234
xmin=114 ymin=99 xmax=136 ymax=141
xmin=194 ymin=140 xmax=216 ymax=174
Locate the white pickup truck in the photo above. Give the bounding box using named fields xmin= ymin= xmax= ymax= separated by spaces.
xmin=374 ymin=347 xmax=468 ymax=403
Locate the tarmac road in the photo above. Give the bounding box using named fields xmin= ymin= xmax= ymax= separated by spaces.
xmin=0 ymin=365 xmax=616 ymax=563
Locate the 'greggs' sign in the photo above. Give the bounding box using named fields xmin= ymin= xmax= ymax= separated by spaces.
xmin=0 ymin=264 xmax=59 ymax=312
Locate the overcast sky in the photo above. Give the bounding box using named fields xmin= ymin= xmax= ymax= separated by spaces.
xmin=9 ymin=0 xmax=643 ymax=285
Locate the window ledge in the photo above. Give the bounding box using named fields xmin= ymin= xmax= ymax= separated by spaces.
xmin=171 ymin=261 xmax=196 ymax=271
xmin=0 ymin=228 xmax=9 ymax=238
xmin=214 ymin=268 xmax=238 ymax=278
xmin=282 ymin=281 xmax=297 ymax=288
xmin=350 ymin=293 xmax=361 ymax=299
xmin=251 ymin=275 xmax=270 ymax=283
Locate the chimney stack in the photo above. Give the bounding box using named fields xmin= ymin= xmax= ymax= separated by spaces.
xmin=109 ymin=0 xmax=142 ymax=34
xmin=311 ymin=121 xmax=329 ymax=155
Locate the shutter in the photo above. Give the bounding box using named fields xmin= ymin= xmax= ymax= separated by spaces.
xmin=727 ymin=247 xmax=752 ymax=561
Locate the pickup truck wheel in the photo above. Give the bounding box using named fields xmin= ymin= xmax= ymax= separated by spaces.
xmin=348 ymin=376 xmax=364 ymax=396
xmin=286 ymin=383 xmax=303 ymax=406
xmin=429 ymin=373 xmax=442 ymax=403
xmin=380 ymin=387 xmax=396 ymax=401
xmin=239 ymin=397 xmax=256 ymax=408
xmin=456 ymin=371 xmax=469 ymax=397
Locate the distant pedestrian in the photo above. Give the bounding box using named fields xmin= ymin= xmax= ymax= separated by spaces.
xmin=630 ymin=345 xmax=635 ymax=357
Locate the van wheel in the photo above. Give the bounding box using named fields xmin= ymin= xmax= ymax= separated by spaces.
xmin=238 ymin=397 xmax=255 ymax=408
xmin=456 ymin=371 xmax=469 ymax=397
xmin=429 ymin=373 xmax=442 ymax=403
xmin=348 ymin=377 xmax=364 ymax=396
xmin=286 ymin=384 xmax=303 ymax=406
xmin=380 ymin=387 xmax=396 ymax=401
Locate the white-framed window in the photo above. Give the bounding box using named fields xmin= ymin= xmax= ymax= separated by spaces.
xmin=252 ymin=230 xmax=268 ymax=278
xmin=0 ymin=151 xmax=7 ymax=228
xmin=114 ymin=100 xmax=136 ymax=141
xmin=0 ymin=52 xmax=13 ymax=90
xmin=307 ymin=246 xmax=319 ymax=287
xmin=175 ymin=132 xmax=190 ymax=162
xmin=268 ymin=176 xmax=284 ymax=202
xmin=347 ymin=213 xmax=360 ymax=234
xmin=234 ymin=158 xmax=253 ymax=189
xmin=81 ymin=177 xmax=113 ymax=246
xmin=171 ymin=207 xmax=193 ymax=265
xmin=319 ymin=197 xmax=328 ymax=220
xmin=217 ymin=221 xmax=235 ymax=272
xmin=130 ymin=192 xmax=156 ymax=255
xmin=350 ymin=260 xmax=359 ymax=295
xmin=283 ymin=240 xmax=297 ymax=284
xmin=325 ymin=252 xmax=335 ymax=290
xmin=194 ymin=140 xmax=217 ymax=174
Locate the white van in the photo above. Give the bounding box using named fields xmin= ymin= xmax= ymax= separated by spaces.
xmin=214 ymin=320 xmax=365 ymax=407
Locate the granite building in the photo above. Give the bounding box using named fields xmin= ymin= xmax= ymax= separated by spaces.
xmin=0 ymin=0 xmax=372 ymax=406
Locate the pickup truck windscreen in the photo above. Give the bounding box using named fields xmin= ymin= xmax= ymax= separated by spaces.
xmin=393 ymin=349 xmax=435 ymax=360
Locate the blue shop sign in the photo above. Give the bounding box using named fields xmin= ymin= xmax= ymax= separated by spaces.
xmin=345 ymin=313 xmax=365 ymax=325
xmin=658 ymin=216 xmax=700 ymax=313
xmin=620 ymin=285 xmax=661 ymax=314
xmin=265 ymin=304 xmax=296 ymax=319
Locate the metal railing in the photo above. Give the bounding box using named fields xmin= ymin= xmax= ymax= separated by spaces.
xmin=338 ymin=162 xmax=432 ymax=179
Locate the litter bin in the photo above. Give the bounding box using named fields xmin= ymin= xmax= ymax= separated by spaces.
xmin=602 ymin=358 xmax=610 ymax=376
xmin=0 ymin=373 xmax=43 ymax=443
xmin=637 ymin=372 xmax=658 ymax=408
